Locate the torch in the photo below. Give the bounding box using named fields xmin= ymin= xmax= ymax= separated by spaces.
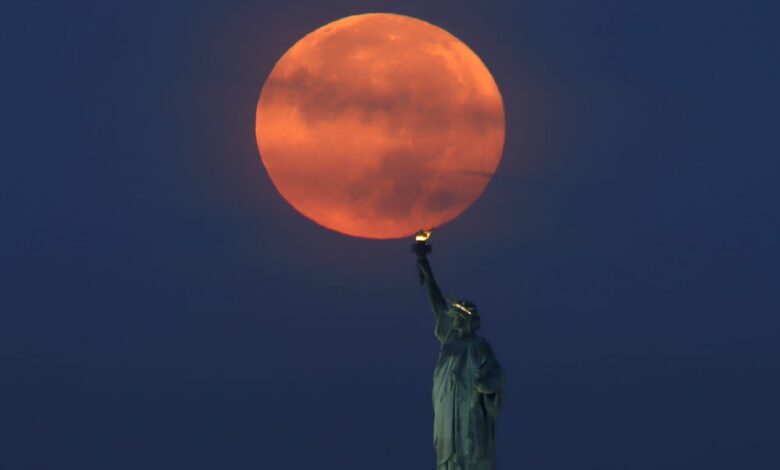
xmin=413 ymin=229 xmax=433 ymax=256
xmin=412 ymin=229 xmax=434 ymax=284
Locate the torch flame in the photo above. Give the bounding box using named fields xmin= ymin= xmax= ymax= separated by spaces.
xmin=415 ymin=229 xmax=433 ymax=242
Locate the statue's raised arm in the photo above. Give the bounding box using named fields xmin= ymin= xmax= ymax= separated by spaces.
xmin=413 ymin=247 xmax=446 ymax=314
xmin=412 ymin=231 xmax=453 ymax=342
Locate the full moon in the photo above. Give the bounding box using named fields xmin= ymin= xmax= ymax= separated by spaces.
xmin=256 ymin=13 xmax=505 ymax=239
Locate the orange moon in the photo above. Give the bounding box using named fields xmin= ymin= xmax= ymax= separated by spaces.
xmin=256 ymin=13 xmax=505 ymax=239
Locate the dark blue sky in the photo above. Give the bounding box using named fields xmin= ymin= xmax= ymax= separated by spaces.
xmin=2 ymin=1 xmax=779 ymax=468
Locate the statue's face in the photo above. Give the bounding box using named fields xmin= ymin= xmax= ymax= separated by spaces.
xmin=448 ymin=300 xmax=477 ymax=331
xmin=448 ymin=308 xmax=473 ymax=332
xmin=452 ymin=313 xmax=469 ymax=330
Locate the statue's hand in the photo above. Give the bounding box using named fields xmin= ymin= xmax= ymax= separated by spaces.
xmin=411 ymin=241 xmax=431 ymax=258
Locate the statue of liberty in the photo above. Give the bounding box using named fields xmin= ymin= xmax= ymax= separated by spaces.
xmin=412 ymin=232 xmax=504 ymax=470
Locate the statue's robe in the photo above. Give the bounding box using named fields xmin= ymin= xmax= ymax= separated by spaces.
xmin=432 ymin=313 xmax=503 ymax=470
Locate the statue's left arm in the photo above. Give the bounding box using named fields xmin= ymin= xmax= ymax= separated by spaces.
xmin=471 ymin=338 xmax=504 ymax=416
xmin=472 ymin=338 xmax=504 ymax=395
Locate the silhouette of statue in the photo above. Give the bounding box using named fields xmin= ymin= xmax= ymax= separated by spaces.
xmin=413 ymin=233 xmax=504 ymax=470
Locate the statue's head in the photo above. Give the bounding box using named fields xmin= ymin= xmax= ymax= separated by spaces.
xmin=448 ymin=299 xmax=480 ymax=333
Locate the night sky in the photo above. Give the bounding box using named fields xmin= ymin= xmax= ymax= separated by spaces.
xmin=3 ymin=1 xmax=779 ymax=469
